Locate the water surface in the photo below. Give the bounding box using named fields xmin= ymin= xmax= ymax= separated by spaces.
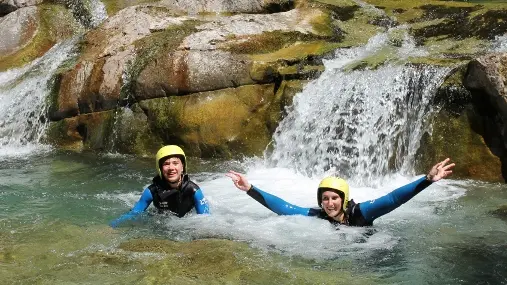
xmin=1 ymin=152 xmax=506 ymax=284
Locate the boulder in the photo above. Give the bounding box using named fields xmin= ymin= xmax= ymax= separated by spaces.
xmin=137 ymin=84 xmax=277 ymax=157
xmin=414 ymin=64 xmax=506 ymax=182
xmin=135 ymin=8 xmax=337 ymax=99
xmin=48 ymin=84 xmax=283 ymax=157
xmin=46 ymin=111 xmax=115 ymax=151
xmin=0 ymin=3 xmax=81 ymax=71
xmin=0 ymin=0 xmax=42 ymax=16
xmin=157 ymin=0 xmax=294 ymax=14
xmin=51 ymin=5 xmax=192 ymax=117
xmin=0 ymin=6 xmax=38 ymax=57
xmin=52 ymin=5 xmax=342 ymax=119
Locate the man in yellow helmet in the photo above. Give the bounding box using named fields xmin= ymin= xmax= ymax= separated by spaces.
xmin=110 ymin=145 xmax=209 ymax=227
xmin=226 ymin=158 xmax=454 ymax=226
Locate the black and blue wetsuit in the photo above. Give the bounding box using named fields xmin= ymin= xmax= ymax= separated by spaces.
xmin=110 ymin=174 xmax=209 ymax=227
xmin=246 ymin=176 xmax=432 ymax=226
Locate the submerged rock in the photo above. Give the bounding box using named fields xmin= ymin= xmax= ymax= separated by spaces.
xmin=115 ymin=238 xmax=376 ymax=284
xmin=490 ymin=205 xmax=507 ymax=221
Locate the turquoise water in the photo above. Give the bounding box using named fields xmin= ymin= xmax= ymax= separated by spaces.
xmin=1 ymin=151 xmax=507 ymax=284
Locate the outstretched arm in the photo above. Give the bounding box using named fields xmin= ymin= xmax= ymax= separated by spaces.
xmin=226 ymin=170 xmax=312 ymax=216
xmin=194 ymin=188 xmax=210 ymax=214
xmin=110 ymin=188 xmax=153 ymax=228
xmin=359 ymin=158 xmax=454 ymax=223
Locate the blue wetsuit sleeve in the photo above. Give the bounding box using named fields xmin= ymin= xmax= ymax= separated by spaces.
xmin=110 ymin=188 xmax=153 ymax=228
xmin=194 ymin=188 xmax=210 ymax=214
xmin=359 ymin=176 xmax=432 ymax=223
xmin=247 ymin=185 xmax=311 ymax=216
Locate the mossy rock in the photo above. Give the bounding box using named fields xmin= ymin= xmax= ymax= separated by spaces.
xmin=0 ymin=3 xmax=81 ymax=71
xmin=108 ymin=105 xmax=163 ymax=156
xmin=489 ymin=204 xmax=507 ymax=221
xmin=267 ymin=79 xmax=308 ymax=133
xmin=45 ymin=117 xmax=84 ymax=151
xmin=138 ymin=84 xmax=277 ymax=158
xmin=46 ymin=111 xmax=116 ymax=152
xmin=416 ymin=63 xmax=503 ymax=181
xmin=415 ymin=109 xmax=503 ymax=182
xmin=223 ymin=31 xmax=334 ymax=55
xmin=248 ymin=41 xmax=339 ymax=82
xmin=118 ymin=238 xmax=377 ymax=284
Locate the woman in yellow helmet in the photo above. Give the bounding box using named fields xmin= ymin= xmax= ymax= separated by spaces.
xmin=226 ymin=158 xmax=454 ymax=226
xmin=110 ymin=145 xmax=209 ymax=227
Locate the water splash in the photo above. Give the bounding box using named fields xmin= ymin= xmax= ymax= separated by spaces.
xmin=0 ymin=40 xmax=78 ymax=157
xmin=269 ymin=32 xmax=449 ymax=185
xmin=491 ymin=34 xmax=507 ymax=52
xmin=87 ymin=0 xmax=108 ymax=28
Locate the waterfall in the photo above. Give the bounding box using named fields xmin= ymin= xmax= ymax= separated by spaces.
xmin=0 ymin=40 xmax=77 ymax=156
xmin=269 ymin=31 xmax=450 ymax=185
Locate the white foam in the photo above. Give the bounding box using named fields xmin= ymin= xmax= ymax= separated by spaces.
xmin=105 ymin=163 xmax=467 ymax=260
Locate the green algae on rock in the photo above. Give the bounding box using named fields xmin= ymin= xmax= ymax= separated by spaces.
xmin=137 ymin=84 xmax=276 ymax=158
xmin=118 ymin=238 xmax=377 ymax=285
xmin=416 ymin=110 xmax=504 ymax=182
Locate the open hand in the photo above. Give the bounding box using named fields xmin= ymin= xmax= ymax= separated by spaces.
xmin=427 ymin=158 xmax=455 ymax=182
xmin=226 ymin=170 xmax=251 ymax=192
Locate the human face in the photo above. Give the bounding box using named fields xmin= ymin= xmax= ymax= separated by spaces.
xmin=321 ymin=190 xmax=343 ymax=217
xmin=161 ymin=156 xmax=184 ymax=184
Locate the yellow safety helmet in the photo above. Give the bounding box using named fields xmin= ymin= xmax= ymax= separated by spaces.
xmin=155 ymin=145 xmax=186 ymax=177
xmin=317 ymin=177 xmax=349 ymax=211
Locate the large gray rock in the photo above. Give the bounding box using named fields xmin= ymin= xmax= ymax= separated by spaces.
xmin=135 ymin=8 xmax=325 ymax=98
xmin=0 ymin=6 xmax=37 ymax=56
xmin=52 ymin=5 xmax=190 ymax=118
xmin=158 ymin=0 xmax=293 ymax=14
xmin=181 ymin=9 xmax=320 ymax=51
xmin=0 ymin=0 xmax=41 ymax=16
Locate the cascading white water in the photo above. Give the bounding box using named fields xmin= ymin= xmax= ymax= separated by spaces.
xmin=269 ymin=31 xmax=450 ymax=185
xmin=0 ymin=40 xmax=77 ymax=156
xmin=87 ymin=0 xmax=108 ymax=28
xmin=491 ymin=34 xmax=507 ymax=52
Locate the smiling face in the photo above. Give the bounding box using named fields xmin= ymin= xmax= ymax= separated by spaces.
xmin=161 ymin=156 xmax=184 ymax=184
xmin=321 ymin=190 xmax=344 ymax=217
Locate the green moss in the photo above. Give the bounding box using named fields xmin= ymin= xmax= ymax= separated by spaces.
xmin=420 ymin=37 xmax=490 ymax=59
xmin=313 ymin=0 xmax=357 ymax=6
xmin=138 ymin=85 xmax=276 ymax=158
xmin=223 ymin=31 xmax=326 ymax=55
xmin=250 ymin=41 xmax=340 ymax=62
xmin=415 ymin=110 xmax=503 ymax=182
xmin=111 ymin=105 xmax=162 ymax=155
xmin=312 ymin=0 xmax=360 ymax=22
xmin=334 ymin=9 xmax=381 ymax=47
xmin=46 ymin=120 xmax=76 ymax=146
xmin=309 ymin=9 xmax=336 ymax=37
xmin=362 ymin=0 xmax=476 ymax=23
xmin=267 ymin=80 xmax=307 ymax=133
